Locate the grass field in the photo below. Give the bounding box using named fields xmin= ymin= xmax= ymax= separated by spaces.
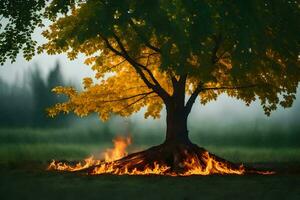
xmin=1 ymin=127 xmax=300 ymax=163
xmin=0 ymin=163 xmax=300 ymax=200
xmin=0 ymin=128 xmax=300 ymax=200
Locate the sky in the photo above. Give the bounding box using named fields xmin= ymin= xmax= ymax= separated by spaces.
xmin=0 ymin=23 xmax=94 ymax=85
xmin=0 ymin=47 xmax=92 ymax=85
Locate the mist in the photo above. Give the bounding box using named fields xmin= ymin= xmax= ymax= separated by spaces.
xmin=1 ymin=60 xmax=300 ymax=148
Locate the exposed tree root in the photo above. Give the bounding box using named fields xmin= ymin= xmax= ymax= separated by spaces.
xmin=84 ymin=142 xmax=249 ymax=176
xmin=48 ymin=142 xmax=274 ymax=176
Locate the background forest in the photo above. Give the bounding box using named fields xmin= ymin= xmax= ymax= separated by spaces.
xmin=0 ymin=62 xmax=299 ymax=163
xmin=0 ymin=62 xmax=73 ymax=127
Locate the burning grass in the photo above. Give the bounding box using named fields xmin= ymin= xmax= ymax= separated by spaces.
xmin=48 ymin=135 xmax=274 ymax=176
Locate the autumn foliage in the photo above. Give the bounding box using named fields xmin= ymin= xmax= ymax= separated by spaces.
xmin=37 ymin=1 xmax=300 ymax=120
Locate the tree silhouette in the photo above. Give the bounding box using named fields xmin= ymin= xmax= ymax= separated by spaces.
xmin=0 ymin=61 xmax=70 ymax=127
xmin=0 ymin=77 xmax=33 ymax=126
xmin=31 ymin=61 xmax=70 ymax=126
xmin=46 ymin=61 xmax=73 ymax=126
xmin=1 ymin=0 xmax=300 ymax=174
xmin=46 ymin=61 xmax=65 ymax=109
xmin=30 ymin=67 xmax=49 ymax=125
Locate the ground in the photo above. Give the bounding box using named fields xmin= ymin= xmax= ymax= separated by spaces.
xmin=0 ymin=128 xmax=300 ymax=199
xmin=0 ymin=162 xmax=300 ymax=200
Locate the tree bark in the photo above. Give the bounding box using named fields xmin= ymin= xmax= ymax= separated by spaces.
xmin=163 ymin=74 xmax=192 ymax=145
xmin=164 ymin=99 xmax=191 ymax=145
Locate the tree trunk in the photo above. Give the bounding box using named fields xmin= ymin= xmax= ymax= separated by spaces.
xmin=164 ymin=93 xmax=191 ymax=144
xmin=164 ymin=103 xmax=191 ymax=145
xmin=164 ymin=75 xmax=191 ymax=145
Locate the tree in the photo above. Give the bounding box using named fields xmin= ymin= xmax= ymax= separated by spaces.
xmin=1 ymin=0 xmax=300 ymax=174
xmin=0 ymin=0 xmax=46 ymax=64
xmin=0 ymin=61 xmax=69 ymax=127
xmin=31 ymin=61 xmax=68 ymax=126
xmin=30 ymin=66 xmax=49 ymax=125
xmin=0 ymin=77 xmax=33 ymax=126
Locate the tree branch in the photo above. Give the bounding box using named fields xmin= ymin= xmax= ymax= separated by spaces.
xmin=111 ymin=32 xmax=170 ymax=101
xmin=100 ymin=34 xmax=123 ymax=57
xmin=184 ymin=83 xmax=203 ymax=115
xmin=201 ymin=84 xmax=258 ymax=91
xmin=108 ymin=59 xmax=127 ymax=70
xmin=184 ymin=34 xmax=224 ymax=114
xmin=135 ymin=53 xmax=159 ymax=61
xmin=129 ymin=19 xmax=161 ymax=53
xmin=117 ymin=93 xmax=158 ymax=113
xmin=170 ymin=75 xmax=178 ymax=88
xmin=98 ymin=91 xmax=154 ymax=103
xmin=179 ymin=74 xmax=187 ymax=86
xmin=93 ymin=86 xmax=149 ymax=97
xmin=185 ymin=83 xmax=259 ymax=115
xmin=100 ymin=34 xmax=158 ymax=94
xmin=99 ymin=34 xmax=156 ymax=90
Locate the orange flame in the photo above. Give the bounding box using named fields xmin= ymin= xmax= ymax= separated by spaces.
xmin=104 ymin=136 xmax=131 ymax=162
xmin=48 ymin=156 xmax=101 ymax=172
xmin=48 ymin=135 xmax=132 ymax=172
xmin=47 ymin=135 xmax=273 ymax=176
xmin=90 ymin=151 xmax=245 ymax=176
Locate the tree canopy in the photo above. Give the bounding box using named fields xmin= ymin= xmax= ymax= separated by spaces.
xmin=1 ymin=0 xmax=300 ymax=120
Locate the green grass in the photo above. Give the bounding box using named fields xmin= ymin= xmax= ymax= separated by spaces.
xmin=203 ymin=145 xmax=300 ymax=163
xmin=1 ymin=127 xmax=300 ymax=163
xmin=1 ymin=127 xmax=300 ymax=200
xmin=0 ymin=143 xmax=102 ymax=162
xmin=1 ymin=143 xmax=300 ymax=164
xmin=0 ymin=166 xmax=299 ymax=200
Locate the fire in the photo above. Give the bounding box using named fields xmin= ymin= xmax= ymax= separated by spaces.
xmin=47 ymin=135 xmax=273 ymax=176
xmin=178 ymin=152 xmax=245 ymax=176
xmin=48 ymin=135 xmax=131 ymax=172
xmin=48 ymin=156 xmax=101 ymax=172
xmin=104 ymin=136 xmax=131 ymax=162
xmin=90 ymin=152 xmax=245 ymax=176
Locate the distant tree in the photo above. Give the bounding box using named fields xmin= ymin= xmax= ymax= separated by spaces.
xmin=48 ymin=61 xmax=64 ymax=90
xmin=30 ymin=66 xmax=49 ymax=125
xmin=0 ymin=61 xmax=70 ymax=127
xmin=46 ymin=61 xmax=73 ymax=126
xmin=46 ymin=61 xmax=65 ymax=111
xmin=0 ymin=77 xmax=33 ymax=126
xmin=31 ymin=61 xmax=70 ymax=126
xmin=0 ymin=78 xmax=7 ymax=95
xmin=1 ymin=0 xmax=300 ymax=174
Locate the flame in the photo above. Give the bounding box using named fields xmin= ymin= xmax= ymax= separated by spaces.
xmin=91 ymin=161 xmax=171 ymax=175
xmin=180 ymin=152 xmax=244 ymax=175
xmin=47 ymin=135 xmax=273 ymax=176
xmin=90 ymin=152 xmax=245 ymax=176
xmin=48 ymin=156 xmax=101 ymax=171
xmin=104 ymin=136 xmax=131 ymax=162
xmin=48 ymin=135 xmax=131 ymax=172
